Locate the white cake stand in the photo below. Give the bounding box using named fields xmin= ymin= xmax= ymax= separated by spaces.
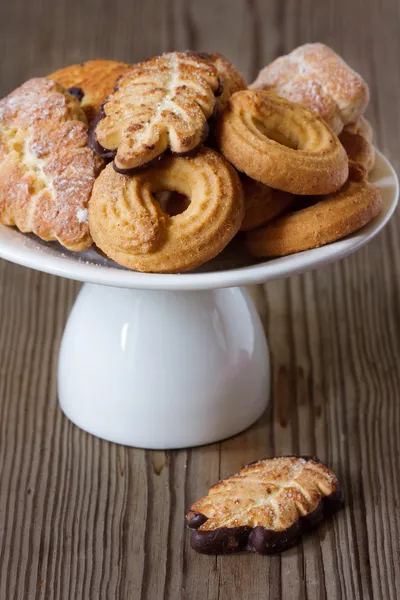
xmin=0 ymin=150 xmax=397 ymax=449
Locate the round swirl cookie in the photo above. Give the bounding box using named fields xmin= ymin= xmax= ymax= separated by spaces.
xmin=89 ymin=147 xmax=244 ymax=273
xmin=217 ymin=90 xmax=348 ymax=195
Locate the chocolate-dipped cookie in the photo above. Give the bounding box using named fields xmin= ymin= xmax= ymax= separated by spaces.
xmin=187 ymin=456 xmax=344 ymax=555
xmin=93 ymin=51 xmax=223 ymax=172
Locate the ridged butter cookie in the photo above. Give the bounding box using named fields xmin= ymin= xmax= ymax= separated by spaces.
xmin=217 ymin=90 xmax=348 ymax=195
xmin=89 ymin=147 xmax=244 ymax=273
xmin=245 ymin=180 xmax=382 ymax=257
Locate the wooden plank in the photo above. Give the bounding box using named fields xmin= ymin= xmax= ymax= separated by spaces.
xmin=0 ymin=0 xmax=400 ymax=598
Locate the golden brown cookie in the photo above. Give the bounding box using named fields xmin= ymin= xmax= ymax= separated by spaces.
xmin=240 ymin=176 xmax=294 ymax=231
xmin=217 ymin=90 xmax=348 ymax=195
xmin=251 ymin=43 xmax=369 ymax=134
xmin=49 ymin=59 xmax=130 ymax=122
xmin=89 ymin=147 xmax=244 ymax=273
xmin=339 ymin=117 xmax=375 ymax=180
xmin=187 ymin=456 xmax=343 ymax=555
xmin=245 ymin=179 xmax=382 ymax=257
xmin=195 ymin=52 xmax=246 ymax=111
xmin=0 ymin=78 xmax=104 ymax=250
xmin=93 ymin=52 xmax=223 ymax=171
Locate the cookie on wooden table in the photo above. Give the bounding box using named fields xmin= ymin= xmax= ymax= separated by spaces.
xmin=187 ymin=456 xmax=344 ymax=554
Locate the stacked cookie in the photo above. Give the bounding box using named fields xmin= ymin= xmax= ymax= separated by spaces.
xmin=245 ymin=44 xmax=380 ymax=257
xmin=0 ymin=45 xmax=382 ymax=273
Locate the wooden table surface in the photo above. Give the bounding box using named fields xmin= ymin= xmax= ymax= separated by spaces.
xmin=1 ymin=1 xmax=400 ymax=598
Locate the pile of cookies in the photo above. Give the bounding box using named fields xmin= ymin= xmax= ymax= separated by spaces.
xmin=0 ymin=44 xmax=382 ymax=273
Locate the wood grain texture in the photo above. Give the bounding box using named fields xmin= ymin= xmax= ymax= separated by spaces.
xmin=0 ymin=0 xmax=400 ymax=598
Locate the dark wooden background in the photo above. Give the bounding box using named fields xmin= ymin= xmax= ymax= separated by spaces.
xmin=1 ymin=1 xmax=400 ymax=598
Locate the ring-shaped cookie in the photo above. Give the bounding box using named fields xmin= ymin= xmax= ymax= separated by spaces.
xmin=245 ymin=179 xmax=382 ymax=257
xmin=217 ymin=90 xmax=349 ymax=195
xmin=89 ymin=148 xmax=244 ymax=273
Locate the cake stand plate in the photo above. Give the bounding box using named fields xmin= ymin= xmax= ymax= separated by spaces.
xmin=0 ymin=150 xmax=397 ymax=448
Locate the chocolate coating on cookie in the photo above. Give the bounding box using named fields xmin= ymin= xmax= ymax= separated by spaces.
xmin=110 ymin=117 xmax=211 ymax=174
xmin=186 ymin=456 xmax=344 ymax=555
xmin=49 ymin=59 xmax=130 ymax=122
xmin=88 ymin=110 xmax=116 ymax=159
xmin=112 ymin=153 xmax=165 ymax=175
xmin=189 ymin=486 xmax=344 ymax=555
xmin=68 ymin=86 xmax=85 ymax=101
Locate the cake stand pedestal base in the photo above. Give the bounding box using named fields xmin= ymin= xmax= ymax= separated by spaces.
xmin=58 ymin=283 xmax=270 ymax=449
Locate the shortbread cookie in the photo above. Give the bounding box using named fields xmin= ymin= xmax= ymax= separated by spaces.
xmin=245 ymin=179 xmax=382 ymax=257
xmin=49 ymin=59 xmax=130 ymax=121
xmin=217 ymin=90 xmax=348 ymax=194
xmin=240 ymin=176 xmax=294 ymax=231
xmin=92 ymin=52 xmax=223 ymax=171
xmin=194 ymin=52 xmax=246 ymax=111
xmin=89 ymin=147 xmax=244 ymax=273
xmin=251 ymin=43 xmax=369 ymax=134
xmin=339 ymin=117 xmax=375 ymax=180
xmin=0 ymin=78 xmax=103 ymax=250
xmin=187 ymin=456 xmax=344 ymax=555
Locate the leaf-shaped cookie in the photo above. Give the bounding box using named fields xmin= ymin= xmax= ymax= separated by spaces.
xmin=93 ymin=51 xmax=222 ymax=171
xmin=187 ymin=456 xmax=343 ymax=554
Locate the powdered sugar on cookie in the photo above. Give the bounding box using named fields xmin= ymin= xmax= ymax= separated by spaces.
xmin=0 ymin=78 xmax=104 ymax=250
xmin=250 ymin=43 xmax=369 ymax=134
